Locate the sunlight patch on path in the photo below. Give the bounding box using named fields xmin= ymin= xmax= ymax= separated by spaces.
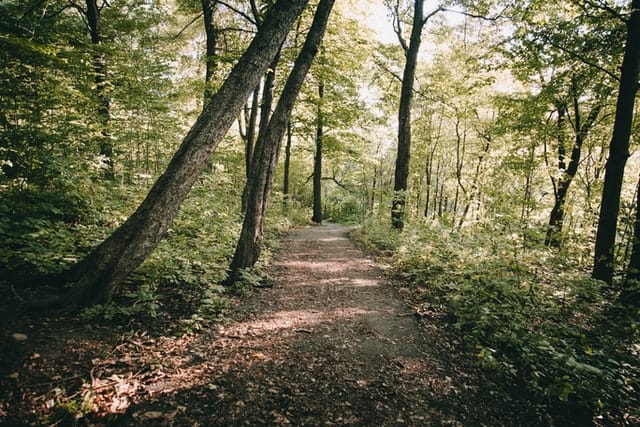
xmin=224 ymin=308 xmax=377 ymax=336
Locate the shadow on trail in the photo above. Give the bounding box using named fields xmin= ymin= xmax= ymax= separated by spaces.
xmin=107 ymin=223 xmax=536 ymax=426
xmin=1 ymin=223 xmax=541 ymax=426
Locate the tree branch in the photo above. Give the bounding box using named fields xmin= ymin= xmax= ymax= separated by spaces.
xmin=373 ymin=56 xmax=403 ymax=84
xmin=580 ymin=0 xmax=627 ymax=23
xmin=249 ymin=0 xmax=261 ymax=25
xmin=218 ymin=0 xmax=257 ymax=26
xmin=440 ymin=5 xmax=509 ymax=22
xmin=541 ymin=34 xmax=621 ymax=82
xmin=322 ymin=176 xmax=355 ymax=193
xmin=421 ymin=5 xmax=443 ymax=26
xmin=173 ymin=13 xmax=204 ymax=40
xmin=388 ymin=0 xmax=408 ymax=52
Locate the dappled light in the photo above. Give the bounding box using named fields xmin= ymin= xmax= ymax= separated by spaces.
xmin=1 ymin=0 xmax=639 ymax=424
xmin=225 ymin=307 xmax=377 ymax=335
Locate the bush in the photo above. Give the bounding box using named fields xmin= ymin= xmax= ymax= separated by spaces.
xmin=354 ymin=220 xmax=640 ymax=424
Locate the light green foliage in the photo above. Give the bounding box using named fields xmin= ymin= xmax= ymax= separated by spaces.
xmin=355 ymin=218 xmax=639 ymax=420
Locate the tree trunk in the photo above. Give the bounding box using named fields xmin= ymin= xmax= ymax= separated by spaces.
xmin=312 ymin=81 xmax=324 ymax=223
xmin=546 ymin=82 xmax=603 ymax=247
xmin=626 ymin=175 xmax=640 ymax=283
xmin=391 ymin=0 xmax=435 ymax=229
xmin=47 ymin=0 xmax=309 ymax=308
xmin=227 ymin=0 xmax=335 ymax=282
xmin=241 ymin=51 xmax=281 ymax=213
xmin=86 ymin=0 xmax=113 ymax=179
xmin=202 ymin=0 xmax=219 ymax=105
xmin=592 ymin=0 xmax=640 ymax=284
xmin=283 ymin=119 xmax=293 ymax=212
xmin=545 ymin=104 xmax=568 ymax=246
xmin=241 ymin=87 xmax=261 ymax=212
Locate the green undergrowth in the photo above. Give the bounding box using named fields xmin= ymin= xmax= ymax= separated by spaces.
xmin=353 ymin=217 xmax=640 ymax=425
xmin=0 ymin=171 xmax=308 ymax=329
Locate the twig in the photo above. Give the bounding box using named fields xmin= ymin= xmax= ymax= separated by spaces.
xmin=27 ymin=374 xmax=84 ymax=388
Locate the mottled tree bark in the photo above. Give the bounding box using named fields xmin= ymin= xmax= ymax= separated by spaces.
xmin=593 ymin=0 xmax=640 ymax=283
xmin=48 ymin=0 xmax=309 ymax=307
xmin=227 ymin=0 xmax=335 ymax=282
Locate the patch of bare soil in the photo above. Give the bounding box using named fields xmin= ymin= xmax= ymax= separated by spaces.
xmin=1 ymin=223 xmax=526 ymax=426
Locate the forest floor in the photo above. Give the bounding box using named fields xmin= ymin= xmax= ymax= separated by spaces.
xmin=1 ymin=223 xmax=532 ymax=426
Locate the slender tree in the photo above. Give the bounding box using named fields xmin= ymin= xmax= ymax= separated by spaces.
xmin=592 ymin=0 xmax=640 ymax=284
xmin=202 ymin=0 xmax=220 ymax=105
xmin=283 ymin=119 xmax=293 ymax=211
xmin=228 ymin=0 xmax=336 ymax=282
xmin=33 ymin=0 xmax=309 ymax=308
xmin=83 ymin=0 xmax=113 ymax=179
xmin=312 ymin=81 xmax=325 ymax=223
xmin=545 ymin=80 xmax=604 ymax=247
xmin=626 ymin=175 xmax=640 ymax=286
xmin=390 ymin=0 xmax=441 ymax=229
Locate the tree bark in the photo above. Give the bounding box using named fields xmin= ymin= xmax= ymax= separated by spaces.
xmin=625 ymin=175 xmax=640 ymax=286
xmin=545 ymin=89 xmax=602 ymax=247
xmin=227 ymin=0 xmax=335 ymax=282
xmin=283 ymin=119 xmax=293 ymax=212
xmin=242 ymin=51 xmax=281 ymax=213
xmin=592 ymin=0 xmax=640 ymax=284
xmin=312 ymin=81 xmax=324 ymax=223
xmin=391 ymin=0 xmax=439 ymax=229
xmin=202 ymin=0 xmax=219 ymax=105
xmin=85 ymin=0 xmax=113 ymax=179
xmin=241 ymin=87 xmax=261 ymax=213
xmin=47 ymin=0 xmax=309 ymax=308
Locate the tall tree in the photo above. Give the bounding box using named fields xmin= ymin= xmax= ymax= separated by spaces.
xmin=592 ymin=0 xmax=640 ymax=284
xmin=283 ymin=119 xmax=293 ymax=211
xmin=242 ymin=50 xmax=282 ymax=212
xmin=202 ymin=0 xmax=220 ymax=104
xmin=228 ymin=0 xmax=335 ymax=282
xmin=35 ymin=0 xmax=309 ymax=308
xmin=81 ymin=0 xmax=113 ymax=179
xmin=390 ymin=0 xmax=441 ymax=229
xmin=312 ymin=80 xmax=325 ymax=223
xmin=545 ymin=78 xmax=604 ymax=247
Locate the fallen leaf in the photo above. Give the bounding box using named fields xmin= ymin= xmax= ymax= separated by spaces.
xmin=144 ymin=411 xmax=164 ymax=420
xmin=11 ymin=333 xmax=27 ymax=342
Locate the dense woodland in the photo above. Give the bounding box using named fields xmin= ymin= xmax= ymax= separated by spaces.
xmin=1 ymin=0 xmax=640 ymax=424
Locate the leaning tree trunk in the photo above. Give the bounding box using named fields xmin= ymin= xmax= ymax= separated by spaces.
xmin=227 ymin=0 xmax=335 ymax=282
xmin=592 ymin=0 xmax=640 ymax=284
xmin=45 ymin=0 xmax=309 ymax=308
xmin=242 ymin=51 xmax=281 ymax=213
xmin=312 ymin=81 xmax=324 ymax=224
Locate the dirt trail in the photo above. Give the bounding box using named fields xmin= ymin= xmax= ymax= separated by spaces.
xmin=1 ymin=223 xmax=495 ymax=426
xmin=159 ymin=223 xmax=471 ymax=426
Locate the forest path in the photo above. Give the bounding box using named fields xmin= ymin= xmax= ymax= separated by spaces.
xmin=0 ymin=223 xmax=495 ymax=426
xmin=150 ymin=222 xmax=474 ymax=426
